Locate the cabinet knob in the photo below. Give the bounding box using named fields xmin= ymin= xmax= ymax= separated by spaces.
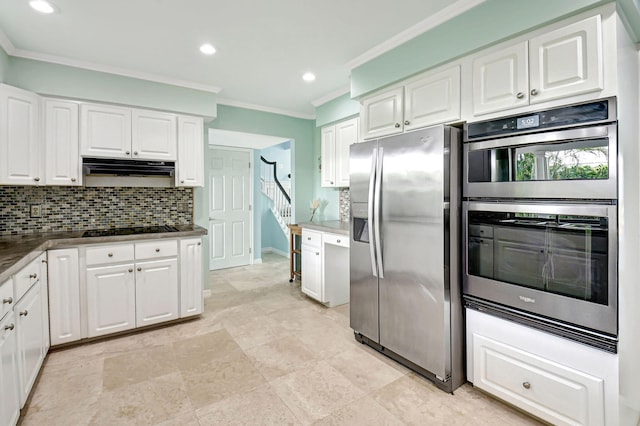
xmin=394 ymin=123 xmax=401 ymax=128
xmin=404 ymin=120 xmax=410 ymax=125
xmin=4 ymin=323 xmax=14 ymax=331
xmin=71 ymin=178 xmax=77 ymax=182
xmin=108 ymin=253 xmax=113 ymax=257
xmin=42 ymin=259 xmax=48 ymax=264
xmin=34 ymin=177 xmax=40 ymax=182
xmin=180 ymin=180 xmax=185 ymax=184
xmin=307 ymin=237 xmax=311 ymax=240
xmin=2 ymin=297 xmax=12 ymax=305
xmin=516 ymin=92 xmax=524 ymax=99
xmin=530 ymin=89 xmax=538 ymax=96
xmin=197 ymin=242 xmax=201 ymax=246
xmin=29 ymin=273 xmax=37 ymax=279
xmin=522 ymin=381 xmax=531 ymax=390
xmin=128 ymin=268 xmax=133 ymax=273
xmin=155 ymin=248 xmax=160 ymax=252
xmin=125 ymin=151 xmax=131 ymax=155
xmin=137 ymin=267 xmax=142 ymax=272
xmin=330 ymin=181 xmax=334 ymax=185
xmin=316 ymin=252 xmax=320 ymax=255
xmin=19 ymin=310 xmax=28 ymax=317
xmin=134 ymin=151 xmax=138 ymax=155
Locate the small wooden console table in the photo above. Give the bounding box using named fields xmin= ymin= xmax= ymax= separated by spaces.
xmin=288 ymin=224 xmax=302 ymax=282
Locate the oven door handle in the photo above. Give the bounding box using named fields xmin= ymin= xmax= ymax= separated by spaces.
xmin=464 ymin=201 xmax=614 ymax=217
xmin=466 ymin=124 xmax=612 ymax=151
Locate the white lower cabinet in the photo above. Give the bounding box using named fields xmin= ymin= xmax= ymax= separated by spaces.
xmin=301 ymin=242 xmax=323 ymax=302
xmin=48 ymin=248 xmax=82 ymax=345
xmin=0 ymin=311 xmax=20 ymax=426
xmin=180 ymin=238 xmax=203 ymax=318
xmin=135 ymin=258 xmax=178 ymax=327
xmin=86 ymin=263 xmax=136 ymax=338
xmin=467 ymin=309 xmax=617 ymax=426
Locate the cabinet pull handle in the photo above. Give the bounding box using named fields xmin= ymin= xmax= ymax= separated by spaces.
xmin=155 ymin=248 xmax=160 ymax=252
xmin=316 ymin=252 xmax=319 ymax=255
xmin=530 ymin=89 xmax=538 ymax=96
xmin=4 ymin=323 xmax=14 ymax=331
xmin=134 ymin=151 xmax=138 ymax=155
xmin=29 ymin=273 xmax=37 ymax=279
xmin=336 ymin=239 xmax=341 ymax=243
xmin=137 ymin=267 xmax=142 ymax=272
xmin=307 ymin=237 xmax=311 ymax=240
xmin=125 ymin=151 xmax=131 ymax=155
xmin=516 ymin=92 xmax=524 ymax=99
xmin=394 ymin=123 xmax=401 ymax=128
xmin=34 ymin=177 xmax=40 ymax=182
xmin=71 ymin=178 xmax=77 ymax=182
xmin=128 ymin=268 xmax=133 ymax=273
xmin=180 ymin=180 xmax=185 ymax=184
xmin=404 ymin=120 xmax=410 ymax=125
xmin=522 ymin=382 xmax=531 ymax=390
xmin=108 ymin=253 xmax=114 ymax=257
xmin=42 ymin=259 xmax=48 ymax=264
xmin=197 ymin=242 xmax=201 ymax=246
xmin=19 ymin=310 xmax=28 ymax=317
xmin=2 ymin=297 xmax=12 ymax=304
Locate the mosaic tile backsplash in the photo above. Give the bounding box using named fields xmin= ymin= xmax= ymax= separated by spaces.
xmin=339 ymin=188 xmax=350 ymax=221
xmin=0 ymin=186 xmax=193 ymax=235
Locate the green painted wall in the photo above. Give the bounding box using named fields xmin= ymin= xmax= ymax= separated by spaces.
xmin=618 ymin=0 xmax=640 ymax=42
xmin=6 ymin=57 xmax=217 ymax=117
xmin=351 ymin=0 xmax=611 ymax=98
xmin=0 ymin=46 xmax=9 ymax=83
xmin=315 ymin=93 xmax=360 ymax=127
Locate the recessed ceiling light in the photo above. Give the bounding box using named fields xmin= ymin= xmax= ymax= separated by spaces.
xmin=302 ymin=72 xmax=316 ymax=82
xmin=199 ymin=44 xmax=216 ymax=55
xmin=29 ymin=0 xmax=56 ymax=14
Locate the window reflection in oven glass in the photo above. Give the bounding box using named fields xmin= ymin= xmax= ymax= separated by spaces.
xmin=467 ymin=210 xmax=608 ymax=305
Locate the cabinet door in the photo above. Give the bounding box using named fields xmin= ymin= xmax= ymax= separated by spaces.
xmin=15 ymin=281 xmax=45 ymax=407
xmin=135 ymin=258 xmax=179 ymax=327
xmin=86 ymin=263 xmax=136 ymax=338
xmin=80 ymin=103 xmax=132 ymax=158
xmin=529 ymin=15 xmax=603 ymax=104
xmin=301 ymin=243 xmax=323 ymax=302
xmin=320 ymin=126 xmax=336 ymax=187
xmin=0 ymin=311 xmax=20 ymax=426
xmin=38 ymin=254 xmax=50 ymax=354
xmin=335 ymin=118 xmax=359 ymax=187
xmin=176 ymin=116 xmax=204 ymax=187
xmin=360 ymin=87 xmax=403 ymax=139
xmin=180 ymin=238 xmax=203 ymax=318
xmin=472 ymin=42 xmax=529 ymax=116
xmin=48 ymin=249 xmax=81 ymax=346
xmin=44 ymin=99 xmax=81 ymax=186
xmin=404 ymin=66 xmax=460 ymax=130
xmin=0 ymin=84 xmax=42 ymax=185
xmin=131 ymin=109 xmax=177 ymax=161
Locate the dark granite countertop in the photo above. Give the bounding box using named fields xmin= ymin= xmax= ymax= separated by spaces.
xmin=0 ymin=225 xmax=207 ymax=284
xmin=300 ymin=220 xmax=350 ymax=236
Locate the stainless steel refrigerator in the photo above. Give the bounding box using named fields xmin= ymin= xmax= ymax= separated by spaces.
xmin=349 ymin=124 xmax=465 ymax=393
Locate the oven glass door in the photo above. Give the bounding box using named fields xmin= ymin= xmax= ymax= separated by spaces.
xmin=463 ymin=202 xmax=617 ymax=336
xmin=464 ymin=124 xmax=617 ymax=199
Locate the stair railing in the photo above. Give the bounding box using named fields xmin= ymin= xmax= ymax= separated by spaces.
xmin=260 ymin=156 xmax=291 ymax=226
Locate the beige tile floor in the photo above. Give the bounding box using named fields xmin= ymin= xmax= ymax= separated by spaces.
xmin=19 ymin=253 xmax=544 ymax=425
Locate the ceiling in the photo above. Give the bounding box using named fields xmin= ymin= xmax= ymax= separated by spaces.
xmin=0 ymin=0 xmax=483 ymax=119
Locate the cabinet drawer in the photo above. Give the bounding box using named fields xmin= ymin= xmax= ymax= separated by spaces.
xmin=85 ymin=244 xmax=135 ymax=266
xmin=473 ymin=334 xmax=604 ymax=426
xmin=301 ymin=229 xmax=322 ymax=249
xmin=323 ymin=233 xmax=349 ymax=248
xmin=14 ymin=256 xmax=41 ymax=301
xmin=135 ymin=240 xmax=178 ymax=260
xmin=1 ymin=278 xmax=14 ymax=320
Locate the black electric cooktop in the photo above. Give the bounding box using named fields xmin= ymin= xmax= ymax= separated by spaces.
xmin=81 ymin=225 xmax=179 ymax=238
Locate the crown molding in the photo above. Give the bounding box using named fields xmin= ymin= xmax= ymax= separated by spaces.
xmin=216 ymin=98 xmax=316 ymax=120
xmin=347 ymin=0 xmax=486 ymax=70
xmin=0 ymin=28 xmax=16 ymax=55
xmin=311 ymin=86 xmax=351 ymax=108
xmin=9 ymin=48 xmax=222 ymax=93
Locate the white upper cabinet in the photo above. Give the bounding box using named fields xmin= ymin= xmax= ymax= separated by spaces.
xmin=321 ymin=117 xmax=358 ymax=188
xmin=44 ymin=99 xmax=81 ymax=186
xmin=80 ymin=103 xmax=132 ymax=158
xmin=360 ymin=87 xmax=404 ymax=139
xmin=360 ymin=65 xmax=461 ymax=140
xmin=131 ymin=109 xmax=177 ymax=161
xmin=176 ymin=115 xmax=204 ymax=187
xmin=472 ymin=15 xmax=603 ymax=116
xmin=0 ymin=84 xmax=42 ymax=185
xmin=81 ymin=104 xmax=178 ymax=161
xmin=404 ymin=65 xmax=461 ymax=131
xmin=472 ymin=42 xmax=529 ymax=115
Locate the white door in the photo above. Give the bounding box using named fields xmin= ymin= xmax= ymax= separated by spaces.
xmin=47 ymin=249 xmax=81 ymax=346
xmin=135 ymin=258 xmax=179 ymax=327
xmin=86 ymin=263 xmax=136 ymax=338
xmin=180 ymin=238 xmax=203 ymax=318
xmin=208 ymin=148 xmax=252 ymax=270
xmin=131 ymin=109 xmax=177 ymax=161
xmin=404 ymin=65 xmax=461 ymax=130
xmin=44 ymin=99 xmax=81 ymax=186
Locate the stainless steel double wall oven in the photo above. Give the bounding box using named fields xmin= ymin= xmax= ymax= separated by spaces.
xmin=462 ymin=98 xmax=618 ymax=352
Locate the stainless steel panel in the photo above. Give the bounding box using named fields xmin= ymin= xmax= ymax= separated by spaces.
xmin=378 ymin=126 xmax=447 ymax=377
xmin=350 ymin=141 xmax=379 ymax=341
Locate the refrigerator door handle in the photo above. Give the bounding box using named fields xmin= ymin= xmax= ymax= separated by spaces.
xmin=368 ymin=148 xmax=378 ymax=277
xmin=374 ymin=147 xmax=384 ymax=278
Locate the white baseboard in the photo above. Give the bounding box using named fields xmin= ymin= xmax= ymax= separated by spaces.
xmin=203 ymin=289 xmax=212 ymax=299
xmin=262 ymin=247 xmax=289 ymax=258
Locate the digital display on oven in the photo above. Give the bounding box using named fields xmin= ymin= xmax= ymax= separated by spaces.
xmin=516 ymin=115 xmax=540 ymax=129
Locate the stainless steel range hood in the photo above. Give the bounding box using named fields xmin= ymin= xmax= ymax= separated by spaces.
xmin=82 ymin=158 xmax=175 ymax=176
